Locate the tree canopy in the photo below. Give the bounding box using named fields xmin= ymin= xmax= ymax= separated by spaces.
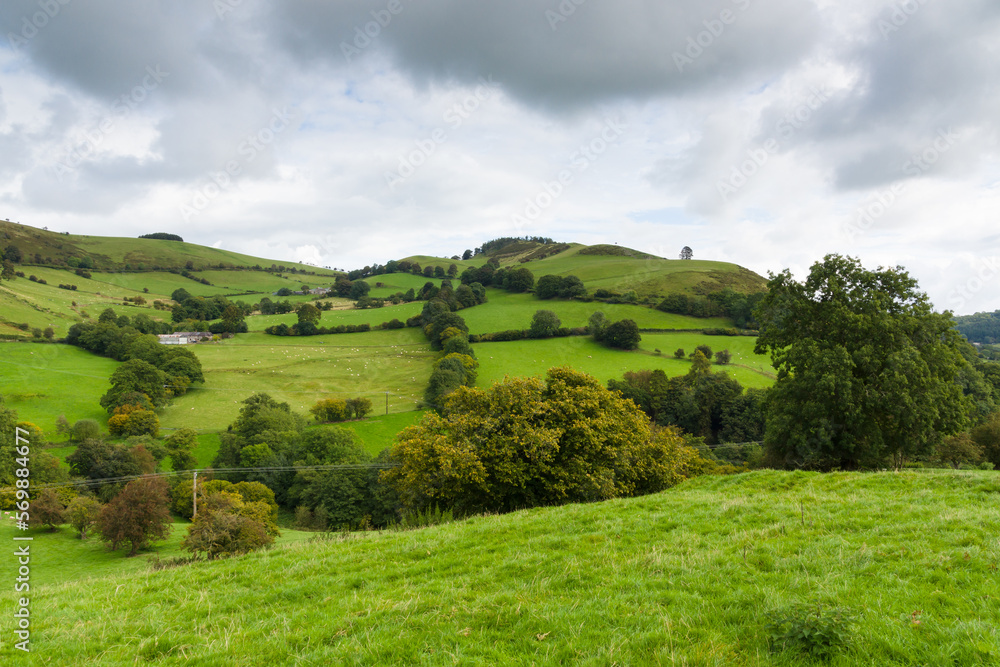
xmin=384 ymin=367 xmax=702 ymax=514
xmin=754 ymin=254 xmax=973 ymax=470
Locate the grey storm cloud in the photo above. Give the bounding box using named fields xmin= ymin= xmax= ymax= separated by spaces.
xmin=266 ymin=0 xmax=822 ymax=111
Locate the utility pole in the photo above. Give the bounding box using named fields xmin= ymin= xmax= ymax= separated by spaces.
xmin=192 ymin=470 xmax=198 ymax=518
xmin=385 ymin=391 xmax=389 ymax=415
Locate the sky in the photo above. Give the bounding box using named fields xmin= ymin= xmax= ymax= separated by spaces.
xmin=1 ymin=0 xmax=998 ymax=315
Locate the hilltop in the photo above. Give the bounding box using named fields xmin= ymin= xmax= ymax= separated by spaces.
xmin=4 ymin=469 xmax=997 ymax=664
xmin=401 ymin=239 xmax=766 ymax=298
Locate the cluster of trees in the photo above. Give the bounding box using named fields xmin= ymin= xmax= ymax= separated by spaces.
xmin=657 ymin=289 xmax=766 ymax=328
xmin=673 ymin=344 xmax=731 ymax=365
xmin=66 ymin=311 xmax=205 ymax=435
xmin=609 ymin=363 xmax=765 ymax=446
xmin=169 ymin=289 xmax=248 ymax=332
xmin=477 ymin=236 xmax=555 ymax=256
xmin=0 ymin=404 xmax=69 ymax=510
xmin=459 ymin=262 xmax=535 ymax=293
xmin=139 ymin=232 xmax=184 ymax=242
xmin=211 ymin=393 xmax=400 ymax=528
xmin=954 ymin=310 xmax=1000 ymax=345
xmin=535 ymin=274 xmax=586 ymax=300
xmin=256 ymin=297 xmax=296 ymax=315
xmin=310 ymin=397 xmax=374 ymax=422
xmin=28 ymin=471 xmax=280 ymax=559
xmin=386 ymin=367 xmax=705 ymax=515
xmin=266 ymin=321 xmax=372 ymax=337
xmin=588 ymin=312 xmax=641 ymax=350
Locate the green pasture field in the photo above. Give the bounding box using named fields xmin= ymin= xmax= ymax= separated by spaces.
xmin=460 ymin=289 xmax=731 ymax=333
xmin=7 ymin=469 xmax=998 ymax=664
xmin=0 ymin=342 xmax=118 ymax=433
xmin=337 ymin=410 xmax=427 ymax=456
xmin=473 ymin=332 xmax=773 ymax=389
xmin=363 ymin=273 xmax=447 ymax=298
xmin=84 ymin=270 xmax=215 ymax=300
xmin=246 ymin=300 xmax=423 ymax=331
xmin=158 ymin=328 xmax=436 ymax=432
xmin=0 ymin=518 xmax=315 ymax=588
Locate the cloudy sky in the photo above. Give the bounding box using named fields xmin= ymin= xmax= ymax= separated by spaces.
xmin=1 ymin=0 xmax=998 ymax=314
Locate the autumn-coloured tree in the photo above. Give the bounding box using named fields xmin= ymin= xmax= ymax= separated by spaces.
xmin=31 ymin=488 xmax=66 ymax=531
xmin=97 ymin=477 xmax=172 ymax=556
xmin=182 ymin=491 xmax=277 ymax=559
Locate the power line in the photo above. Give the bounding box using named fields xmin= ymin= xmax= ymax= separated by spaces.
xmin=2 ymin=463 xmax=398 ymax=493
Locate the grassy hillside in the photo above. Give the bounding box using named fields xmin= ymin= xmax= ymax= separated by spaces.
xmin=400 ymin=241 xmax=767 ymax=298
xmin=0 ymin=220 xmax=340 ymax=274
xmin=4 ymin=470 xmax=998 ymax=664
xmin=0 ymin=343 xmax=119 ymax=433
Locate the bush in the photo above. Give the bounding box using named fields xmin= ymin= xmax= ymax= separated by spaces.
xmin=182 ymin=492 xmax=277 ymax=560
xmin=71 ymin=419 xmax=101 ymax=442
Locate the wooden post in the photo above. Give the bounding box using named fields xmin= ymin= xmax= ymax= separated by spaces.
xmin=192 ymin=470 xmax=198 ymax=518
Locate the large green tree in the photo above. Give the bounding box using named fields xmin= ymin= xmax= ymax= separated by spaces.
xmin=385 ymin=367 xmax=701 ymax=514
xmin=100 ymin=358 xmax=168 ymax=411
xmin=754 ymin=255 xmax=973 ymax=470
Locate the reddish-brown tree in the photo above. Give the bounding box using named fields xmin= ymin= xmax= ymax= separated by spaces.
xmin=97 ymin=477 xmax=172 ymax=556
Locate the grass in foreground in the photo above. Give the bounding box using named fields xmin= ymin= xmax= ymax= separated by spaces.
xmin=4 ymin=470 xmax=998 ymax=664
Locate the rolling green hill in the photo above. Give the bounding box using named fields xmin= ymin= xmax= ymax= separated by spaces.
xmin=401 ymin=241 xmax=767 ymax=298
xmin=4 ymin=469 xmax=997 ymax=664
xmin=0 ymin=220 xmax=340 ymax=274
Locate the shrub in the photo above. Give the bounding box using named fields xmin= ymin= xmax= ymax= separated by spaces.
xmin=71 ymin=419 xmax=101 ymax=442
xmin=765 ymin=602 xmax=853 ymax=659
xmin=182 ymin=492 xmax=277 ymax=560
